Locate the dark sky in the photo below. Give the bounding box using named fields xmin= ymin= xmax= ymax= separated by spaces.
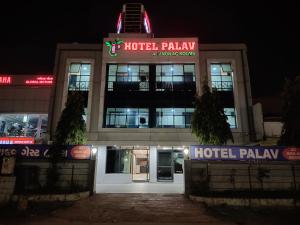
xmin=0 ymin=0 xmax=299 ymax=97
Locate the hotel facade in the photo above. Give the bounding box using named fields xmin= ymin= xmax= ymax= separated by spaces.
xmin=0 ymin=3 xmax=255 ymax=193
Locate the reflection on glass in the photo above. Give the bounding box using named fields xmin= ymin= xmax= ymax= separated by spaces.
xmin=156 ymin=108 xmax=194 ymax=128
xmin=0 ymin=114 xmax=48 ymax=141
xmin=106 ymin=148 xmax=131 ymax=173
xmin=105 ymin=108 xmax=149 ymax=128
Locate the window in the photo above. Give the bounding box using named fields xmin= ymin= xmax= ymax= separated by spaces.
xmin=67 ymin=62 xmax=92 ymax=123
xmin=0 ymin=114 xmax=48 ymax=140
xmin=68 ymin=63 xmax=91 ymax=91
xmin=105 ymin=108 xmax=149 ymax=128
xmin=210 ymin=63 xmax=233 ymax=91
xmin=157 ymin=147 xmax=184 ymax=181
xmin=156 ymin=64 xmax=195 ymax=91
xmin=106 ymin=148 xmax=131 ymax=173
xmin=173 ymin=149 xmax=184 ymax=173
xmin=107 ymin=64 xmax=149 ymax=91
xmin=224 ymin=108 xmax=237 ymax=128
xmin=157 ymin=151 xmax=173 ymax=181
xmin=156 ymin=108 xmax=194 ymax=128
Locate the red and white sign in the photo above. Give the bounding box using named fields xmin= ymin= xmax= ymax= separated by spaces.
xmin=0 ymin=137 xmax=35 ymax=145
xmin=0 ymin=76 xmax=12 ymax=85
xmin=25 ymin=76 xmax=54 ymax=85
xmin=283 ymin=148 xmax=300 ymax=161
xmin=123 ymin=41 xmax=196 ymax=51
xmin=70 ymin=145 xmax=91 ymax=160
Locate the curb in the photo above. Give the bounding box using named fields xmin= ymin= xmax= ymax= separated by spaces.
xmin=189 ymin=195 xmax=300 ymax=207
xmin=11 ymin=191 xmax=89 ymax=202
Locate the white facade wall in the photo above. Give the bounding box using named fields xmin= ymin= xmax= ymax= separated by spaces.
xmin=49 ymin=34 xmax=254 ymax=193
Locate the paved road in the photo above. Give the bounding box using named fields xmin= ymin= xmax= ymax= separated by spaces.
xmin=15 ymin=194 xmax=234 ymax=225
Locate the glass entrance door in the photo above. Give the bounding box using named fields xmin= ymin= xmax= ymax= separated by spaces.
xmin=157 ymin=151 xmax=173 ymax=181
xmin=132 ymin=149 xmax=149 ymax=182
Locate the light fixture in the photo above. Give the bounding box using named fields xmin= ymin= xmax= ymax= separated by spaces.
xmin=184 ymin=148 xmax=189 ymax=155
xmin=92 ymin=147 xmax=97 ymax=155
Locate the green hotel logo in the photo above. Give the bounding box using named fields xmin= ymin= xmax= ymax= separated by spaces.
xmin=105 ymin=39 xmax=124 ymax=57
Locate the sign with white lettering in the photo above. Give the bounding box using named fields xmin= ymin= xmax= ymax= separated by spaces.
xmin=0 ymin=145 xmax=92 ymax=160
xmin=190 ymin=146 xmax=300 ymax=161
xmin=103 ymin=37 xmax=198 ymax=59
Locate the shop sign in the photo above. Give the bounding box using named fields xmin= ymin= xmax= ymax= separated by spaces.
xmin=0 ymin=76 xmax=12 ymax=85
xmin=105 ymin=39 xmax=197 ymax=57
xmin=0 ymin=144 xmax=92 ymax=160
xmin=0 ymin=137 xmax=34 ymax=144
xmin=25 ymin=76 xmax=54 ymax=85
xmin=190 ymin=146 xmax=300 ymax=161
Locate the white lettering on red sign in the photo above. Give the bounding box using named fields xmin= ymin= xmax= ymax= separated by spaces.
xmin=25 ymin=76 xmax=54 ymax=85
xmin=123 ymin=41 xmax=196 ymax=51
xmin=0 ymin=76 xmax=12 ymax=85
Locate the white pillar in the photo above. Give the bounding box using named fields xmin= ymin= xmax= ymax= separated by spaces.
xmin=149 ymin=146 xmax=157 ymax=183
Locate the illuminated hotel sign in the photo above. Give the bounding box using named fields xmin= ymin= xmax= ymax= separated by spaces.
xmin=0 ymin=76 xmax=12 ymax=85
xmin=25 ymin=76 xmax=54 ymax=85
xmin=104 ymin=38 xmax=198 ymax=57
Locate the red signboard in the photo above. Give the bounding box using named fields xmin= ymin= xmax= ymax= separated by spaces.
xmin=123 ymin=41 xmax=196 ymax=51
xmin=25 ymin=76 xmax=54 ymax=85
xmin=70 ymin=145 xmax=91 ymax=160
xmin=0 ymin=137 xmax=35 ymax=145
xmin=0 ymin=76 xmax=12 ymax=85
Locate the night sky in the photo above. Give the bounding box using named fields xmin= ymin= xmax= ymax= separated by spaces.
xmin=0 ymin=0 xmax=299 ymax=98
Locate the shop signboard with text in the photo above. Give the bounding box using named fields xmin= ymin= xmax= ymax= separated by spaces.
xmin=103 ymin=37 xmax=198 ymax=60
xmin=190 ymin=145 xmax=300 ymax=161
xmin=0 ymin=144 xmax=92 ymax=160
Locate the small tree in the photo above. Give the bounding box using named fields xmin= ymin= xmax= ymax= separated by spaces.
xmin=191 ymin=84 xmax=233 ymax=145
xmin=47 ymin=92 xmax=87 ymax=190
xmin=278 ymin=76 xmax=300 ymax=147
xmin=54 ymin=91 xmax=87 ymax=145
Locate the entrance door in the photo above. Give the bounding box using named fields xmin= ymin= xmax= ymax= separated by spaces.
xmin=157 ymin=151 xmax=173 ymax=181
xmin=132 ymin=149 xmax=149 ymax=182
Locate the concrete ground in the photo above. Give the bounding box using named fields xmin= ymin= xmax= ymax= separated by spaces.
xmin=0 ymin=194 xmax=300 ymax=225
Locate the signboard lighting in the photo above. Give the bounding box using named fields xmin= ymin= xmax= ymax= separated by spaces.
xmin=0 ymin=76 xmax=12 ymax=85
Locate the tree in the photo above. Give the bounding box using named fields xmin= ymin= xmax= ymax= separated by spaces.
xmin=54 ymin=91 xmax=87 ymax=145
xmin=278 ymin=76 xmax=300 ymax=146
xmin=47 ymin=92 xmax=87 ymax=190
xmin=191 ymin=84 xmax=233 ymax=145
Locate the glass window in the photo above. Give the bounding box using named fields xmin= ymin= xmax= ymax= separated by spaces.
xmin=156 ymin=108 xmax=194 ymax=128
xmin=0 ymin=114 xmax=48 ymax=142
xmin=105 ymin=108 xmax=149 ymax=128
xmin=109 ymin=65 xmax=117 ymax=75
xmin=157 ymin=147 xmax=184 ymax=181
xmin=68 ymin=63 xmax=91 ymax=91
xmin=107 ymin=64 xmax=149 ymax=91
xmin=157 ymin=151 xmax=173 ymax=181
xmin=106 ymin=148 xmax=131 ymax=173
xmin=156 ymin=64 xmax=196 ymax=91
xmin=224 ymin=108 xmax=237 ymax=128
xmin=173 ymin=150 xmax=184 ymax=173
xmin=210 ymin=63 xmax=233 ymax=91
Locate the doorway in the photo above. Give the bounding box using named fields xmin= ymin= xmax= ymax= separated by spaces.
xmin=132 ymin=149 xmax=149 ymax=182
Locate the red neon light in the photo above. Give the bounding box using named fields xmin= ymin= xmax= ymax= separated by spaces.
xmin=117 ymin=12 xmax=122 ymax=33
xmin=25 ymin=76 xmax=54 ymax=85
xmin=0 ymin=137 xmax=35 ymax=144
xmin=123 ymin=41 xmax=196 ymax=51
xmin=0 ymin=76 xmax=12 ymax=85
xmin=144 ymin=11 xmax=151 ymax=33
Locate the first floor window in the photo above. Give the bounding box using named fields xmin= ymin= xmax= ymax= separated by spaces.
xmin=105 ymin=108 xmax=149 ymax=128
xmin=106 ymin=148 xmax=131 ymax=173
xmin=156 ymin=108 xmax=194 ymax=128
xmin=224 ymin=108 xmax=237 ymax=128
